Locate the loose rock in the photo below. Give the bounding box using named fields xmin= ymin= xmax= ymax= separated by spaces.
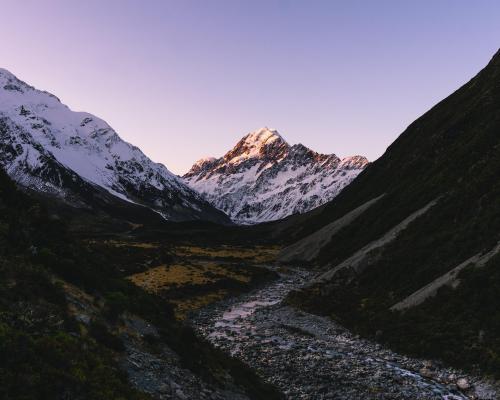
xmin=191 ymin=267 xmax=497 ymax=400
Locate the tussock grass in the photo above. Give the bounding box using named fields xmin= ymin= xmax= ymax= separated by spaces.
xmin=126 ymin=244 xmax=279 ymax=318
xmin=174 ymin=244 xmax=280 ymax=264
xmin=128 ymin=263 xmax=251 ymax=292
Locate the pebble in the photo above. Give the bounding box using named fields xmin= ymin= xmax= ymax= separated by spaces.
xmin=456 ymin=378 xmax=470 ymax=391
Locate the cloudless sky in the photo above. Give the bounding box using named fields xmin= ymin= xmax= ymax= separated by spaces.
xmin=1 ymin=0 xmax=499 ymax=174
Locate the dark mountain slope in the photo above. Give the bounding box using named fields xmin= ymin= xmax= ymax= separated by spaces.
xmin=0 ymin=168 xmax=282 ymax=399
xmin=281 ymin=49 xmax=500 ymax=375
xmin=279 ymin=49 xmax=500 ymax=249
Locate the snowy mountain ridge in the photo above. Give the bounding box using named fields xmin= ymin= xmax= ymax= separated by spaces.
xmin=183 ymin=127 xmax=368 ymax=224
xmin=0 ymin=68 xmax=229 ymax=223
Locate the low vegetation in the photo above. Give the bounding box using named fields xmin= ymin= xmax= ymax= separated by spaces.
xmin=127 ymin=245 xmax=279 ymax=318
xmin=174 ymin=244 xmax=280 ymax=264
xmin=0 ymin=169 xmax=283 ymax=399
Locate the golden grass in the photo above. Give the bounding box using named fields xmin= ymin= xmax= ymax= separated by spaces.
xmin=121 ymin=243 xmax=280 ymax=319
xmin=127 ymin=262 xmax=250 ymax=293
xmin=85 ymin=240 xmax=280 ymax=263
xmin=171 ymin=290 xmax=228 ymax=319
xmin=101 ymin=240 xmax=159 ymax=249
xmin=128 ymin=265 xmax=205 ymax=291
xmin=173 ymin=245 xmax=280 ymax=263
xmin=127 ymin=261 xmax=254 ymax=319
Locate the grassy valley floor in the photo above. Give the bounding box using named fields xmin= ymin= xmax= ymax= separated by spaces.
xmin=85 ymin=238 xmax=280 ymax=319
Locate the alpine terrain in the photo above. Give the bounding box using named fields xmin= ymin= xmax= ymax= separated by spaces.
xmin=4 ymin=2 xmax=500 ymax=399
xmin=0 ymin=68 xmax=229 ymax=223
xmin=279 ymin=49 xmax=500 ymax=380
xmin=183 ymin=127 xmax=368 ymax=223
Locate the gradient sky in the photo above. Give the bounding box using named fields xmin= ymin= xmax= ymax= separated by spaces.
xmin=1 ymin=1 xmax=499 ymax=174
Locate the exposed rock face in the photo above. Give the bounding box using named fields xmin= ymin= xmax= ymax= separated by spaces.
xmin=183 ymin=127 xmax=368 ymax=224
xmin=0 ymin=68 xmax=230 ymax=223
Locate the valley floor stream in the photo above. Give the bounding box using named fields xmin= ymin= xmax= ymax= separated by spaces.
xmin=190 ymin=267 xmax=497 ymax=400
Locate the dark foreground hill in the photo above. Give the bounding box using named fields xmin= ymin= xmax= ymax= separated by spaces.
xmin=280 ymin=49 xmax=500 ymax=376
xmin=0 ymin=167 xmax=282 ymax=399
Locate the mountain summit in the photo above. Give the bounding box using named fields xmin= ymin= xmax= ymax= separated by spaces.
xmin=183 ymin=127 xmax=368 ymax=224
xmin=0 ymin=68 xmax=230 ymax=223
xmin=224 ymin=128 xmax=287 ymax=165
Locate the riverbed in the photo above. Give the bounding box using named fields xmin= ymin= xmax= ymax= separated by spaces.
xmin=190 ymin=267 xmax=497 ymax=399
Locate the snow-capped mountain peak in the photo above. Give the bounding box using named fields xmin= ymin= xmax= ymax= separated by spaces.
xmin=238 ymin=127 xmax=283 ymax=149
xmin=183 ymin=128 xmax=369 ymax=224
xmin=224 ymin=127 xmax=287 ymax=166
xmin=0 ymin=68 xmax=229 ymax=223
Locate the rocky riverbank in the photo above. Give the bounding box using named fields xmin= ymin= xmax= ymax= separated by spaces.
xmin=190 ymin=267 xmax=498 ymax=399
xmin=120 ymin=316 xmax=249 ymax=400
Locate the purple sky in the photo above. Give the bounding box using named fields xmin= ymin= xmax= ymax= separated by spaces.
xmin=1 ymin=1 xmax=499 ymax=174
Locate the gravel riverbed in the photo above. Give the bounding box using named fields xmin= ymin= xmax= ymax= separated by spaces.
xmin=190 ymin=267 xmax=498 ymax=400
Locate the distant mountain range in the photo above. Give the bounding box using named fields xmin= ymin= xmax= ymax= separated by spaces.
xmin=0 ymin=69 xmax=367 ymax=225
xmin=183 ymin=127 xmax=368 ymax=224
xmin=0 ymin=68 xmax=229 ymax=223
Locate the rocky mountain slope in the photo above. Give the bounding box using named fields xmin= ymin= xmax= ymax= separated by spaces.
xmin=0 ymin=68 xmax=229 ymax=223
xmin=183 ymin=127 xmax=368 ymax=223
xmin=280 ymin=49 xmax=500 ymax=377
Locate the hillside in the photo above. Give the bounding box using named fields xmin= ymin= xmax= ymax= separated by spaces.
xmin=0 ymin=68 xmax=229 ymax=224
xmin=0 ymin=167 xmax=282 ymax=399
xmin=281 ymin=49 xmax=500 ymax=376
